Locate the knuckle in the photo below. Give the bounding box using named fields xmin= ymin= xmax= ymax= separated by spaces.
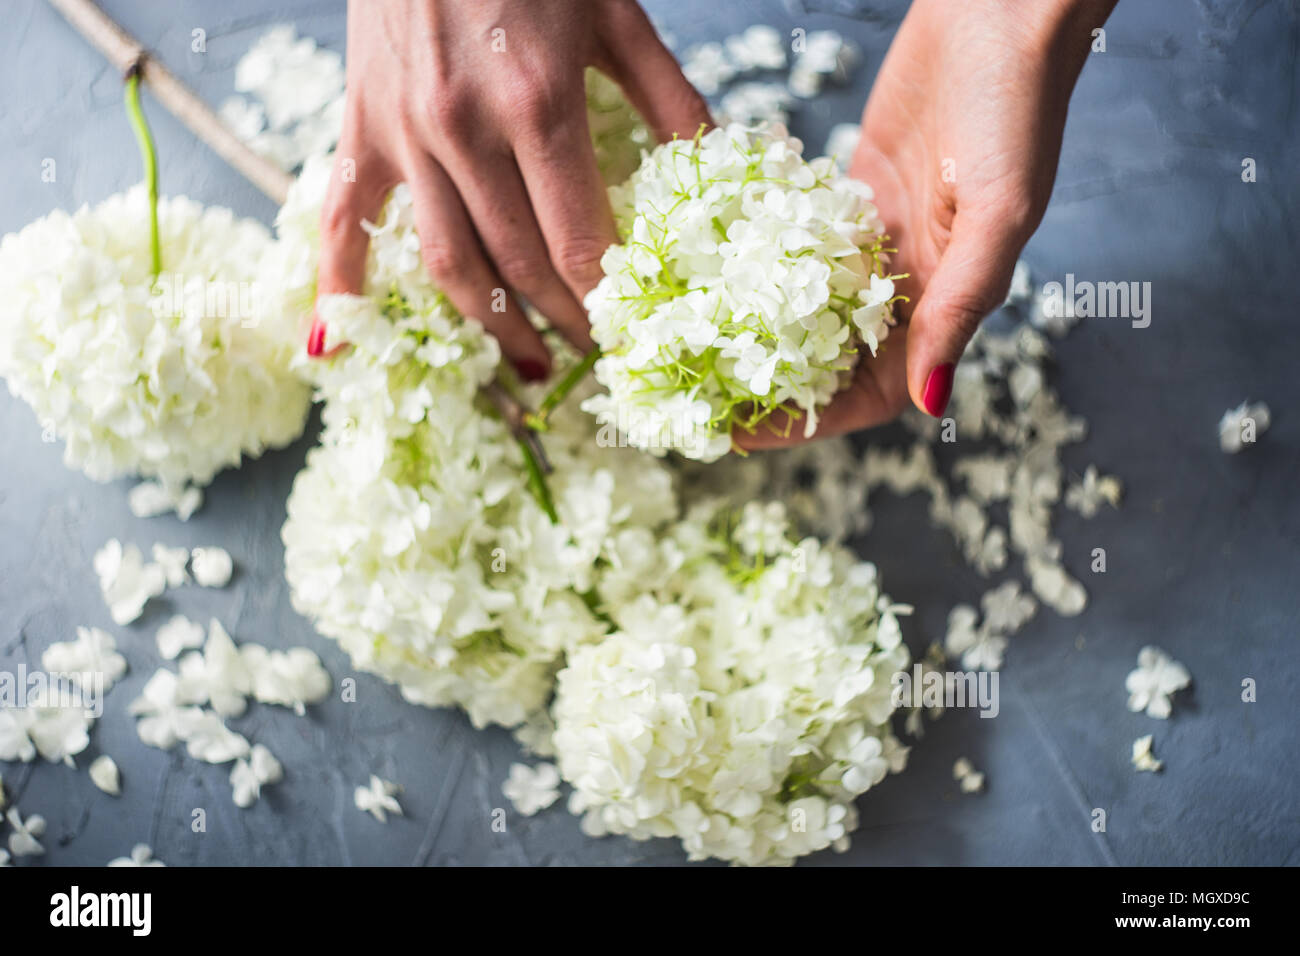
xmin=552 ymin=236 xmax=610 ymax=285
xmin=496 ymin=251 xmax=554 ymax=289
xmin=420 ymin=240 xmax=468 ymax=278
xmin=502 ymin=75 xmax=573 ymax=139
xmin=425 ymin=87 xmax=475 ymax=132
xmin=319 ymin=193 xmax=360 ymax=243
xmin=933 ymin=287 xmax=998 ymax=333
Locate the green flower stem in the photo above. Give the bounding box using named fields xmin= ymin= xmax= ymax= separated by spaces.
xmin=525 ymin=347 xmax=601 ymax=432
xmin=124 ymin=67 xmax=161 ymax=282
xmin=518 ymin=435 xmax=558 ymax=523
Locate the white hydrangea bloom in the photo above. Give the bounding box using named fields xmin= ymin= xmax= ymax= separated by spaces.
xmin=41 ymin=626 xmax=127 ymax=690
xmin=190 ymin=546 xmax=234 ymax=588
xmin=1064 ymin=465 xmax=1122 ymax=517
xmin=6 ymin=807 xmax=46 ymax=857
xmin=151 ymin=543 xmax=191 ymax=588
xmin=953 ymin=757 xmax=985 ymax=793
xmin=355 ymin=775 xmax=402 ymax=823
xmin=681 ymin=41 xmax=737 ymax=95
xmin=93 ymin=539 xmax=165 ymax=626
xmin=231 ymin=744 xmax=283 ymax=808
xmin=242 ymin=644 xmax=331 ymax=715
xmin=1218 ymin=401 xmax=1270 ymax=453
xmin=502 ymin=762 xmax=562 ymax=817
xmin=1131 ymin=734 xmax=1162 ymax=773
xmin=277 ymin=168 xmax=677 ymax=730
xmin=129 ymin=481 xmax=202 ymax=520
xmin=584 ymin=124 xmax=899 ymax=461
xmin=724 ymin=25 xmax=787 ymax=73
xmin=1125 ymin=646 xmax=1191 ymax=719
xmin=108 ymin=844 xmax=164 ymax=867
xmin=554 ymin=503 xmax=910 ymax=866
xmin=156 ymin=614 xmax=205 ymax=660
xmin=0 ymin=188 xmax=311 ymax=509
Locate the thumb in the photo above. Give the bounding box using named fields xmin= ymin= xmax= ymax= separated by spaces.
xmin=905 ymin=211 xmax=1027 ymax=417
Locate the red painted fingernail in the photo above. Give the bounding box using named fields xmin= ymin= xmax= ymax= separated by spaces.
xmin=922 ymin=362 xmax=955 ymax=417
xmin=517 ymin=358 xmax=549 ymax=383
xmin=307 ymin=316 xmax=326 ymax=357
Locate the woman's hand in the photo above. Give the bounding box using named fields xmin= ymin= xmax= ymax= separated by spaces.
xmin=740 ymin=0 xmax=1116 ymax=448
xmin=312 ymin=0 xmax=710 ymax=380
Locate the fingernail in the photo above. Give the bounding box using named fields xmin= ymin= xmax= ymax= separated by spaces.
xmin=922 ymin=363 xmax=955 ymax=417
xmin=307 ymin=316 xmax=326 ymax=357
xmin=517 ymin=358 xmax=549 ymax=383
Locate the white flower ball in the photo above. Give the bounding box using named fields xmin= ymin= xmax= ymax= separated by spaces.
xmin=583 ymin=123 xmax=900 ymax=461
xmin=0 ymin=187 xmax=311 ymax=501
xmin=277 ymin=169 xmax=678 ymax=730
xmin=553 ymin=499 xmax=912 ymax=866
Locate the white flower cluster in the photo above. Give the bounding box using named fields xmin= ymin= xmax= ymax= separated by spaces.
xmin=584 ymin=123 xmax=898 ymax=461
xmin=276 ymin=162 xmax=675 ymax=729
xmin=129 ymin=616 xmax=325 ymax=806
xmin=0 ymin=188 xmax=312 ymax=512
xmin=222 ymin=23 xmax=346 ymax=171
xmin=0 ymin=626 xmax=127 ymax=768
xmin=93 ymin=539 xmax=234 ymax=626
xmin=272 ymin=160 xmax=911 ymax=864
xmin=554 ymin=500 xmax=911 ymax=865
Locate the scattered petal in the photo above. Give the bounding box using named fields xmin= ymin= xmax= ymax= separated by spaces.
xmin=89 ymin=755 xmax=121 ymax=796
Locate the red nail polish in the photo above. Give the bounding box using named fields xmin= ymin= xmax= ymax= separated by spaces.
xmin=517 ymin=358 xmax=549 ymax=383
xmin=307 ymin=316 xmax=326 ymax=357
xmin=922 ymin=363 xmax=955 ymax=417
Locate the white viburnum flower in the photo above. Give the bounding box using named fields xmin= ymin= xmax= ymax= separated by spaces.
xmin=231 ymin=744 xmax=283 ymax=808
xmin=1064 ymin=466 xmax=1123 ymax=518
xmin=151 ymin=543 xmax=191 ymax=588
xmin=953 ymin=757 xmax=985 ymax=794
xmin=0 ymin=189 xmax=311 ymax=505
xmin=190 ymin=546 xmax=234 ymax=588
xmin=0 ymin=710 xmax=37 ymax=762
xmin=156 ymin=614 xmax=205 ymax=660
xmin=177 ymin=619 xmax=253 ymax=718
xmin=27 ymin=706 xmax=94 ymax=766
xmin=241 ymin=644 xmax=331 ymax=715
xmin=129 ymin=481 xmax=202 ymax=521
xmin=355 ymin=775 xmax=402 ymax=823
xmin=1218 ymin=401 xmax=1270 ymax=453
xmin=583 ymin=123 xmax=900 ymax=461
xmin=109 ymin=844 xmax=165 ymax=867
xmin=41 ymin=626 xmax=127 ymax=690
xmin=1125 ymin=646 xmax=1191 ymax=719
xmin=6 ymin=807 xmax=46 ymax=857
xmin=944 ymin=605 xmax=1007 ymax=672
xmin=502 ymin=763 xmax=561 ymax=817
xmin=93 ymin=539 xmax=166 ymax=626
xmin=1132 ymin=735 xmax=1163 ymax=773
xmin=181 ymin=710 xmax=251 ymax=764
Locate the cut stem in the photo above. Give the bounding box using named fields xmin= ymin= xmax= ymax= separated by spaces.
xmin=124 ymin=66 xmax=160 ymax=282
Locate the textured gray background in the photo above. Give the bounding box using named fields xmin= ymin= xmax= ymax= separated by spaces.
xmin=0 ymin=0 xmax=1296 ymax=866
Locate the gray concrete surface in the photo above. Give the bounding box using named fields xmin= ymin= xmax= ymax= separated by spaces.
xmin=0 ymin=0 xmax=1296 ymax=866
